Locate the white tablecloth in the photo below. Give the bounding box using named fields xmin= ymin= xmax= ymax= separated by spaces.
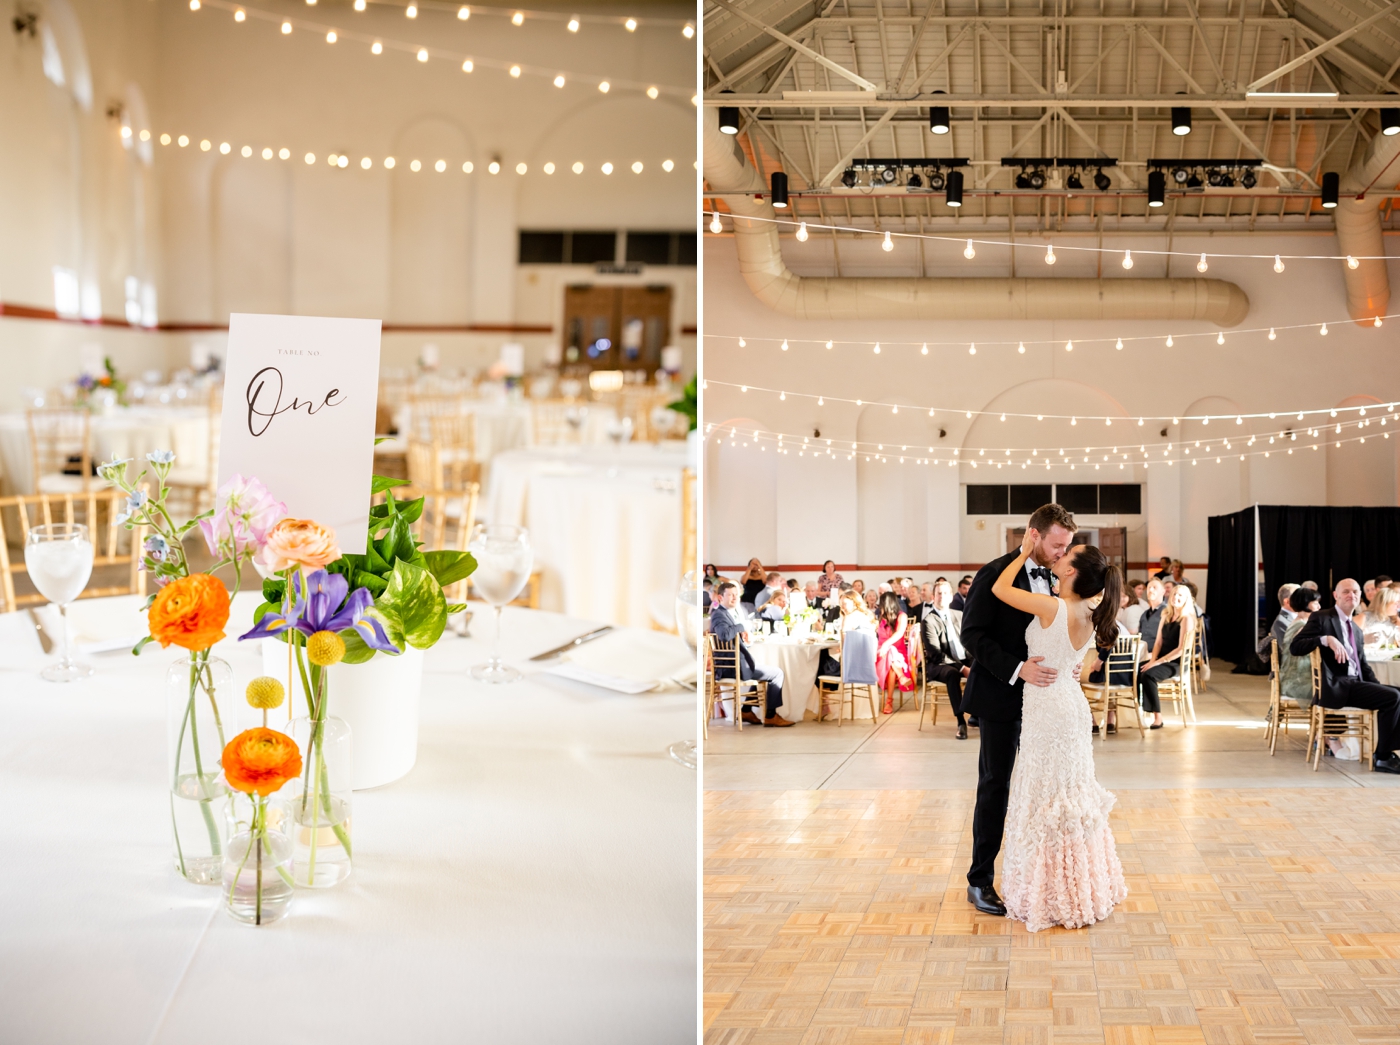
xmin=0 ymin=593 xmax=696 ymax=1044
xmin=486 ymin=444 xmax=688 ymax=629
xmin=0 ymin=408 xmax=211 ymax=494
xmin=747 ymin=638 xmax=843 ymax=721
xmin=395 ymin=401 xmax=618 ymax=460
xmin=1370 ymin=655 xmax=1400 ymax=686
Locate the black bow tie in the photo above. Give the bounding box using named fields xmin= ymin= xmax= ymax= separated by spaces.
xmin=1030 ymin=566 xmax=1053 ymax=584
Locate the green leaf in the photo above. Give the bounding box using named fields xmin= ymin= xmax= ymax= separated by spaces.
xmin=376 ymin=514 xmax=406 ymax=566
xmin=372 ymin=474 xmax=412 ymax=495
xmin=365 ymin=541 xmax=392 ymax=576
xmin=262 ymin=578 xmax=286 ymax=604
xmin=131 ymin=634 xmax=156 ymax=656
xmin=393 ymin=518 xmax=418 ymax=562
xmin=252 ymin=601 xmax=279 ymax=626
xmin=354 ymin=569 xmax=388 ymax=596
xmin=338 ymin=627 xmax=379 ymax=664
xmin=396 ymin=496 xmax=425 ymax=525
xmin=445 ymin=603 xmax=468 ymax=615
xmin=423 ymin=550 xmax=477 ymax=588
xmin=376 ymin=559 xmax=446 ymax=650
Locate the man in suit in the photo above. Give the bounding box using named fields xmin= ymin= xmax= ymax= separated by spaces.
xmin=960 ymin=503 xmax=1080 ymax=915
xmin=950 ymin=576 xmax=973 ymax=612
xmin=924 ymin=579 xmax=975 ymax=739
xmin=1290 ymin=577 xmax=1400 ymax=772
xmin=709 ymin=581 xmax=796 ymax=727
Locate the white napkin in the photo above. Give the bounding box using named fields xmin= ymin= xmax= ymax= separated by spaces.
xmin=544 ymin=628 xmax=696 ymax=694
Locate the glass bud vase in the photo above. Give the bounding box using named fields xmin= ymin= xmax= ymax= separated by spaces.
xmin=167 ymin=653 xmax=234 ymax=884
xmin=287 ymin=715 xmax=353 ymax=888
xmin=223 ymin=791 xmax=294 ymax=925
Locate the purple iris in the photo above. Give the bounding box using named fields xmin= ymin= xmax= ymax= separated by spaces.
xmin=239 ymin=569 xmax=400 ymax=654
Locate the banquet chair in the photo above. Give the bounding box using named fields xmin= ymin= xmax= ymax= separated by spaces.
xmin=406 ymin=439 xmax=478 ymax=495
xmin=1304 ymin=648 xmax=1376 ymax=770
xmin=426 ymin=413 xmax=481 ymax=488
xmin=27 ymin=409 xmax=92 ymax=494
xmin=411 ymin=483 xmax=480 ymax=605
xmin=530 ymin=399 xmax=588 ymax=447
xmin=165 ymin=386 xmax=222 ymax=516
xmin=406 ymin=393 xmax=468 ymax=441
xmin=815 ymin=628 xmax=879 ymax=726
xmin=1190 ymin=627 xmax=1209 ymax=692
xmin=0 ymin=491 xmax=146 ymax=613
xmin=706 ymin=634 xmax=765 ymax=730
xmin=1266 ymin=640 xmax=1306 ymax=755
xmin=896 ymin=626 xmax=921 ymax=713
xmin=1082 ymin=635 xmax=1145 ymax=739
xmin=1157 ymin=620 xmax=1198 ymax=725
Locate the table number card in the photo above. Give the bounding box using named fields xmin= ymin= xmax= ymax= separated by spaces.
xmin=218 ymin=313 xmax=382 ymax=554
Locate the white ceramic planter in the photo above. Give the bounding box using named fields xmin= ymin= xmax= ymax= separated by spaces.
xmin=261 ymin=639 xmax=424 ymax=790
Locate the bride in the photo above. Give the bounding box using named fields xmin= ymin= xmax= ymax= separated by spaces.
xmin=989 ymin=531 xmax=1128 ymax=932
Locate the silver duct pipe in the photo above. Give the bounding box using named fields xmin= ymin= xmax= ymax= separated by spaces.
xmin=1336 ymin=130 xmax=1400 ymax=322
xmin=703 ymin=109 xmax=1250 ymax=325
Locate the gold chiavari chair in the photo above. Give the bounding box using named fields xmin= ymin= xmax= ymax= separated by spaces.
xmin=530 ymin=399 xmax=590 ymax=447
xmin=426 ymin=413 xmax=481 ymax=488
xmin=410 ymin=483 xmax=480 ymax=604
xmin=405 ymin=393 xmax=467 ymax=443
xmin=1083 ymin=635 xmax=1146 ymax=739
xmin=1157 ymin=618 xmax=1198 ymax=725
xmin=165 ymin=386 xmax=222 ymax=516
xmin=1304 ymin=648 xmax=1376 ymax=770
xmin=707 ymin=634 xmax=765 ymax=729
xmin=0 ymin=491 xmax=146 ymax=613
xmin=815 ymin=627 xmax=880 ymax=726
xmin=1266 ymin=640 xmax=1307 ymax=755
xmin=27 ymin=408 xmax=92 ymax=494
xmin=1191 ymin=627 xmax=1209 ymax=692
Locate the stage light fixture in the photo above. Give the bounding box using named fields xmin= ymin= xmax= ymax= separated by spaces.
xmin=929 ymin=91 xmax=950 ymax=135
xmin=1027 ymin=169 xmax=1045 ymax=189
xmin=945 ymin=169 xmax=963 ymax=207
xmin=1148 ymin=169 xmax=1166 ymax=207
xmin=906 ymin=171 xmax=922 ymax=188
xmin=1241 ymin=169 xmax=1257 ymax=189
xmin=841 ymin=168 xmax=857 ymax=188
xmin=1322 ymin=170 xmax=1339 ymax=208
xmin=879 ymin=166 xmax=898 ymax=184
xmin=770 ymin=171 xmax=788 ymax=209
xmin=1065 ymin=170 xmax=1083 ymax=190
xmin=1384 ymin=108 xmax=1400 ymax=136
xmin=1171 ymin=106 xmax=1191 ymax=135
xmin=1172 ymin=166 xmax=1190 ymax=184
xmin=718 ymin=91 xmax=739 ymax=135
xmin=928 ymin=170 xmax=945 ymax=191
xmin=1015 ymin=171 xmax=1031 ymax=189
xmin=1093 ymin=168 xmax=1111 ymax=191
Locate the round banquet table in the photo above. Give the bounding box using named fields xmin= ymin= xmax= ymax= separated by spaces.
xmin=394 ymin=400 xmax=618 ymax=460
xmin=1369 ymin=652 xmax=1400 ymax=686
xmin=746 ymin=636 xmax=852 ymax=721
xmin=486 ymin=443 xmax=688 ymax=630
xmin=0 ymin=592 xmax=695 ymax=1045
xmin=0 ymin=407 xmax=211 ymax=495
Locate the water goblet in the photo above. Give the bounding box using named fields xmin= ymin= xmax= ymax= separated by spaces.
xmin=25 ymin=523 xmax=95 ymax=682
xmin=468 ymin=523 xmax=533 ymax=683
xmin=668 ymin=570 xmax=701 ymax=770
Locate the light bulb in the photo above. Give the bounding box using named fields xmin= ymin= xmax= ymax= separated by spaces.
xmin=662 ymin=160 xmax=674 ymax=172
xmin=553 ymin=74 xmax=565 ymax=87
xmin=709 ymin=212 xmax=722 ymax=234
xmin=780 ymin=340 xmax=788 ymax=351
xmin=359 ymin=156 xmax=371 ymax=169
xmin=458 ymin=6 xmax=469 ymax=19
xmin=303 ymin=151 xmax=315 ymax=164
xmin=510 ymin=65 xmax=522 ymax=78
xmin=1273 ymin=255 xmax=1285 ymax=273
xmin=1197 ymin=253 xmax=1208 ymax=272
xmin=462 ymin=59 xmax=473 ymax=71
xmin=882 ymin=231 xmax=894 ymax=252
xmin=624 ymin=17 xmax=637 ymax=30
xmin=1321 ymin=323 xmax=1329 ymax=335
xmin=598 ymin=81 xmax=610 ymax=93
xmin=281 ymin=20 xmax=291 ymax=33
xmin=1045 ymin=244 xmax=1056 ymax=265
xmin=969 ymin=344 xmax=976 ymax=355
xmin=384 ymin=157 xmax=396 ymax=168
xmin=874 ymin=343 xmax=881 ymax=354
xmin=543 ymin=162 xmax=555 ymax=174
xmin=1268 ymin=328 xmax=1276 ymax=340
xmin=326 ymin=30 xmax=336 ymax=42
xmin=1217 ymin=331 xmax=1225 ymax=345
xmin=1065 ymin=340 xmax=1073 ymax=352
xmin=234 ymin=8 xmax=245 ymax=20
xmin=1165 ymin=334 xmax=1174 ymax=347
xmin=818 ymin=397 xmax=823 ymax=405
xmin=417 ymin=48 xmax=428 ymax=62
xmin=189 ymin=0 xmax=200 ymax=9
xmin=572 ymin=161 xmax=583 ymax=174
xmin=647 ymin=86 xmax=660 ymax=100
xmin=1115 ymin=337 xmax=1124 ymax=350
xmin=963 ymin=239 xmax=976 ymax=260
xmin=514 ymin=162 xmax=525 ymax=174
xmin=411 ymin=159 xmax=423 ymax=172
xmin=779 ymin=392 xmax=785 ymax=400
xmin=406 ymin=3 xmax=417 ymax=15
xmin=354 ymin=0 xmax=366 ymax=7
xmin=1018 ymin=342 xmax=1026 ymax=354
xmin=601 ymin=162 xmax=613 ymax=175
xmin=1122 ymin=250 xmax=1133 ymax=269
xmin=1377 ymin=315 xmax=1385 ymax=327
xmin=1348 ymin=255 xmax=1360 ymax=269
xmin=921 ymin=343 xmax=928 ymax=355
xmin=683 ymin=23 xmax=695 ymax=38
xmin=567 ymin=18 xmax=579 ymax=32
xmin=512 ymin=11 xmax=525 ymax=25
xmin=462 ymin=161 xmax=473 ymax=173
xmin=825 ymin=340 xmax=833 ymax=349
xmin=1071 ymin=417 xmax=1077 ymax=425
xmin=372 ymin=41 xmax=383 ymax=54
xmin=795 ymin=222 xmax=808 ymax=242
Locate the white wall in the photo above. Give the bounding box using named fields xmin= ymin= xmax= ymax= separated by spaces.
xmin=701 ymin=231 xmax=1400 ymax=596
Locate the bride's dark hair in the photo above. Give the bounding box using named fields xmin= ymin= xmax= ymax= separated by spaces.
xmin=1069 ymin=545 xmax=1124 ymax=648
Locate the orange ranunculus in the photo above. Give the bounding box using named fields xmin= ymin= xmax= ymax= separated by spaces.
xmin=148 ymin=573 xmax=230 ymax=650
xmin=260 ymin=518 xmax=341 ymax=572
xmin=222 ymin=728 xmax=302 ymax=796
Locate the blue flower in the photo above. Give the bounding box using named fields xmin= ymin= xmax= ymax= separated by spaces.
xmin=125 ymin=490 xmax=148 ymax=514
xmin=146 ymin=449 xmax=176 ymax=465
xmin=97 ymin=455 xmax=132 ymax=483
xmin=144 ymin=535 xmax=170 ymax=562
xmin=239 ymin=569 xmax=399 ymax=655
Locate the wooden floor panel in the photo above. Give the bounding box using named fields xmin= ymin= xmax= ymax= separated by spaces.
xmin=703 ymin=789 xmax=1400 ymax=1045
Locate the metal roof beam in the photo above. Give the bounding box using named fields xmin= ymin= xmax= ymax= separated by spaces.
xmin=707 ymin=0 xmax=880 ymax=92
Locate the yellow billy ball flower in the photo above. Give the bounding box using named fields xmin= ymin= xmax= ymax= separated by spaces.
xmin=306 ymin=630 xmax=346 ymax=667
xmin=245 ymin=676 xmax=285 ymax=710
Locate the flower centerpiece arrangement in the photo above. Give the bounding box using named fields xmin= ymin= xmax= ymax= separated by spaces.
xmin=75 ymin=356 xmax=127 ymax=408
xmin=239 ymin=476 xmax=476 ymax=887
xmin=100 ymin=453 xmax=287 ymax=883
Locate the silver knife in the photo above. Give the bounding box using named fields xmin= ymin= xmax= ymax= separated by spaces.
xmin=28 ymin=609 xmax=54 ymax=654
xmin=529 ymin=625 xmax=613 ymax=661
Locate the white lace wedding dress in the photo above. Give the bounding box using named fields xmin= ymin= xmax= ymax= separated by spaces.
xmin=1001 ymin=598 xmax=1128 ymax=932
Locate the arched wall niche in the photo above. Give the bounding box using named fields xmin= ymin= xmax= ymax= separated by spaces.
xmin=704 ymin=418 xmax=777 ymax=566
xmin=1328 ymin=394 xmax=1399 ymax=506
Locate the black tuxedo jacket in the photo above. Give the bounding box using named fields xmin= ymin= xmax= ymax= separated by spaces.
xmin=1289 ymin=608 xmax=1379 ymax=701
xmin=960 ymin=551 xmax=1036 ymax=722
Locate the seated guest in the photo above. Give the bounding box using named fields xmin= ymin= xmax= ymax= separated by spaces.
xmin=1113 ymin=591 xmax=1132 ymax=628
xmin=704 ymin=564 xmax=722 ymax=583
xmin=1291 ymin=578 xmax=1400 ymax=772
xmin=920 ymin=582 xmax=936 ymax=608
xmin=851 ymin=579 xmax=866 ymax=597
xmin=1170 ymin=560 xmax=1186 ymax=585
xmin=1379 ymin=575 xmax=1393 ymax=589
xmin=864 ymin=590 xmax=879 ymax=611
xmin=1278 ymin=587 xmax=1321 ymax=704
xmin=740 ymin=559 xmax=767 ymax=608
xmin=1361 ymin=587 xmax=1400 ymax=646
xmin=803 ymin=580 xmax=820 ymax=609
xmin=1138 ymin=584 xmax=1196 ymax=729
xmin=1123 ymin=581 xmax=1149 ymax=633
xmin=950 ymin=576 xmax=972 ymax=611
xmin=1128 ymin=579 xmax=1147 ymax=607
xmin=1260 ymin=583 xmax=1300 ymax=656
xmin=904 ymin=583 xmax=922 ymax=614
xmin=816 ymin=588 xmax=875 ymax=678
xmin=702 ymin=577 xmax=713 ymax=611
xmin=1134 ymin=578 xmax=1166 ymax=645
xmin=758 ymin=589 xmax=788 ymax=621
xmin=1152 ymin=556 xmax=1173 ymax=580
xmin=923 ymin=579 xmax=975 ymax=739
xmin=1363 ymin=578 xmax=1378 ymax=610
xmin=754 ymin=572 xmax=784 ymax=610
xmin=708 ymin=581 xmax=794 ymax=727
xmin=816 ymin=560 xmax=843 ymax=597
xmin=1301 ymin=579 xmax=1319 ymax=591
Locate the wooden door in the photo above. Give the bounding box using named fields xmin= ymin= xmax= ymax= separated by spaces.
xmin=618 ymin=285 xmax=672 ymax=372
xmin=1098 ymin=527 xmax=1127 ymax=574
xmin=562 ymin=285 xmax=672 ymax=372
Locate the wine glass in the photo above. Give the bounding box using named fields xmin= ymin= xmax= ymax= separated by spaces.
xmin=468 ymin=523 xmax=533 ymax=683
xmin=667 ymin=571 xmax=700 ymax=770
xmin=25 ymin=523 xmax=95 ymax=682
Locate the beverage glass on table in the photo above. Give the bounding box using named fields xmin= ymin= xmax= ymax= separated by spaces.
xmin=468 ymin=523 xmax=533 ymax=683
xmin=25 ymin=523 xmax=95 ymax=682
xmin=668 ymin=570 xmax=700 ymax=770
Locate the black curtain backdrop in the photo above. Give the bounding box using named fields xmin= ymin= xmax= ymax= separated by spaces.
xmin=1258 ymin=506 xmax=1400 ymax=618
xmin=1207 ymin=508 xmax=1257 ymax=664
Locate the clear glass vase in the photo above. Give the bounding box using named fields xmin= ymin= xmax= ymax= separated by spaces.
xmin=167 ymin=653 xmax=234 ymax=884
xmin=287 ymin=714 xmax=353 ymax=888
xmin=223 ymin=792 xmax=295 ymax=925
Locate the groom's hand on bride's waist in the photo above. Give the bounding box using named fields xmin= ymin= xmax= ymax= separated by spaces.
xmin=1019 ymin=657 xmax=1057 ymax=687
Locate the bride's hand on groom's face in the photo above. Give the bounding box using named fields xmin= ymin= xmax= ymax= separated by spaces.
xmin=1021 ymin=529 xmax=1039 ymax=558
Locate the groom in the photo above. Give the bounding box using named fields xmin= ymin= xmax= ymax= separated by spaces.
xmin=960 ymin=503 xmax=1079 ymax=915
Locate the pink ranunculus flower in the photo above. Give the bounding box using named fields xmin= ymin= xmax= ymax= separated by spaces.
xmin=199 ymin=474 xmax=288 ymax=561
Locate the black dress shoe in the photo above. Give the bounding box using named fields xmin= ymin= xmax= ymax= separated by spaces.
xmin=956 ymin=722 xmax=968 ymax=740
xmin=967 ymin=717 xmax=980 ymax=728
xmin=1091 ymin=722 xmax=1100 ymax=735
xmin=967 ymin=884 xmax=1007 ymax=916
xmin=1375 ymin=754 xmax=1400 ymax=774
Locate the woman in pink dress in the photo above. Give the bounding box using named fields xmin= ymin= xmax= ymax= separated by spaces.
xmin=875 ymin=591 xmax=914 ymax=714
